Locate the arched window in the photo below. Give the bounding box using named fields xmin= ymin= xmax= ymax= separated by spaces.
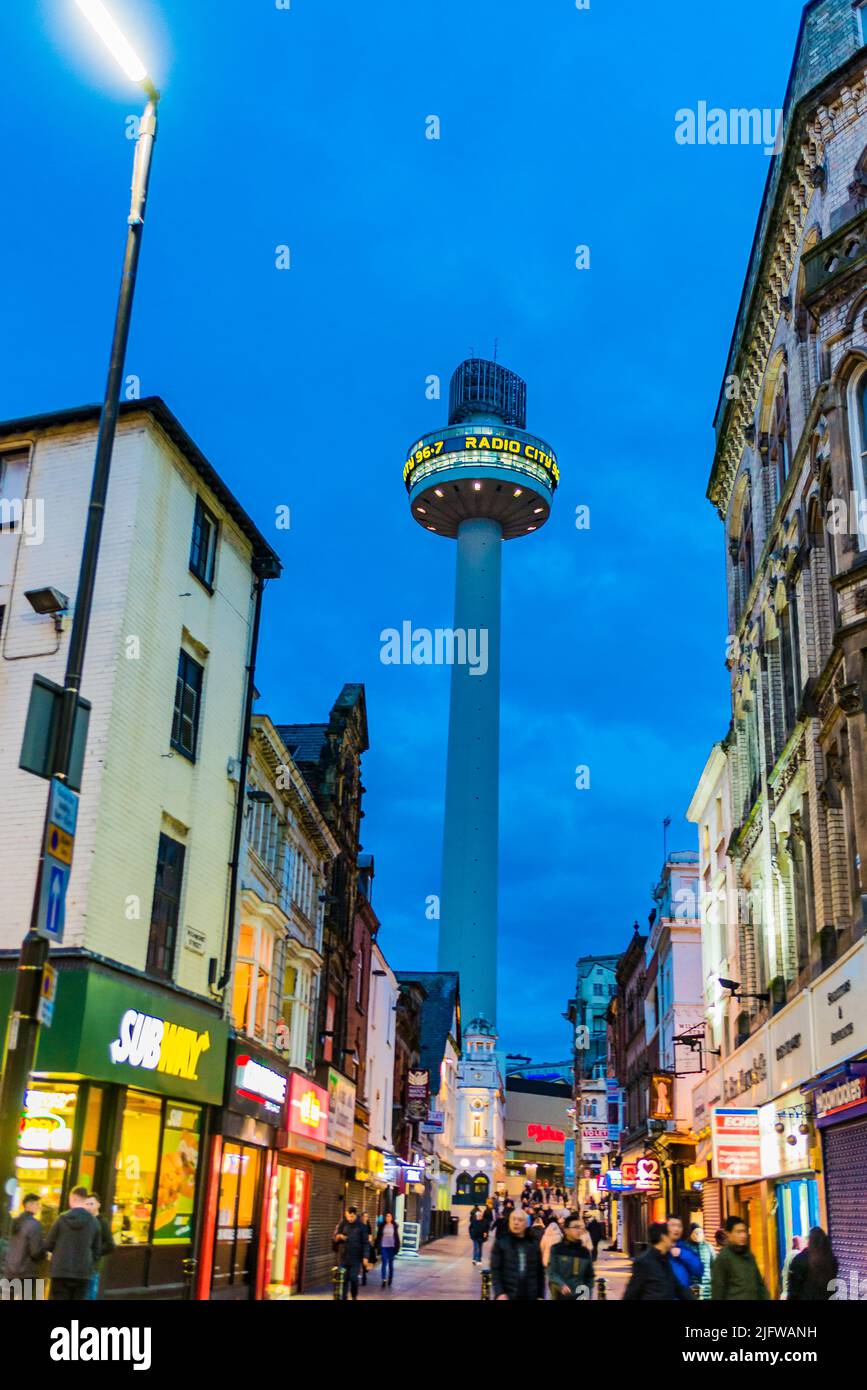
xmin=847 ymin=363 xmax=867 ymax=544
xmin=472 ymin=1174 xmax=490 ymax=1201
xmin=779 ymin=586 xmax=801 ymax=732
xmin=730 ymin=480 xmax=755 ymax=616
xmin=769 ymin=372 xmax=792 ymax=507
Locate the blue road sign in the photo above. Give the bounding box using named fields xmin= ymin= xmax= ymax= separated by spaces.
xmin=38 ymin=860 xmax=69 ymax=942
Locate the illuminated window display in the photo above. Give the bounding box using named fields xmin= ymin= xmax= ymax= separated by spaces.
xmin=265 ymin=1163 xmax=309 ymax=1296
xmin=212 ymin=1141 xmax=263 ymax=1293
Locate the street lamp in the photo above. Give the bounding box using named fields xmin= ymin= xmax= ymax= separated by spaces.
xmin=0 ymin=1 xmax=161 ymax=1234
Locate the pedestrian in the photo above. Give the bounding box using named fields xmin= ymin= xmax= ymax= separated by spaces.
xmin=374 ymin=1212 xmax=400 ymax=1289
xmin=668 ymin=1215 xmax=703 ymax=1295
xmin=623 ymin=1221 xmax=694 ymax=1301
xmin=490 ymin=1208 xmax=545 ymax=1301
xmin=711 ymin=1216 xmax=770 ymax=1301
xmin=586 ymin=1211 xmax=605 ymax=1261
xmin=688 ymin=1223 xmax=714 ymax=1300
xmin=714 ymin=1227 xmax=727 ymax=1254
xmin=469 ymin=1205 xmax=488 ymax=1265
xmin=332 ymin=1205 xmax=369 ymax=1301
xmin=494 ymin=1199 xmax=514 ymax=1239
xmin=780 ymin=1234 xmax=806 ymax=1298
xmin=547 ymin=1213 xmax=595 ymax=1301
xmin=787 ymin=1227 xmax=838 ymax=1301
xmin=539 ymin=1213 xmax=563 ymax=1271
xmin=83 ymin=1194 xmax=115 ymax=1300
xmin=359 ymin=1212 xmax=374 ymax=1286
xmin=44 ymin=1186 xmax=102 ymax=1301
xmin=2 ymin=1192 xmax=44 ymax=1286
xmin=529 ymin=1215 xmax=546 ymax=1249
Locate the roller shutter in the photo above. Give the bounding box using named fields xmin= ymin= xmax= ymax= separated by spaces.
xmin=823 ymin=1118 xmax=867 ymax=1286
xmin=302 ymin=1162 xmax=347 ymax=1290
xmin=701 ymin=1180 xmax=722 ymax=1239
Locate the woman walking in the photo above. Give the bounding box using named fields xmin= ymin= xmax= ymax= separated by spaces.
xmin=469 ymin=1205 xmax=488 ymax=1265
xmin=375 ymin=1212 xmax=400 ymax=1289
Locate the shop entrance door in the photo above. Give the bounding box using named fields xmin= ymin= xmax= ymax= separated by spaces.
xmin=265 ymin=1162 xmax=309 ymax=1297
xmin=738 ymin=1183 xmax=772 ymax=1289
xmin=211 ymin=1141 xmax=263 ymax=1299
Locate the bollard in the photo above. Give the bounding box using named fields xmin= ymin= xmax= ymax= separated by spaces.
xmin=481 ymin=1269 xmax=492 ymax=1301
xmin=596 ymin=1276 xmax=607 ymax=1301
xmin=182 ymin=1257 xmax=197 ymax=1301
xmin=332 ymin=1264 xmax=346 ymax=1300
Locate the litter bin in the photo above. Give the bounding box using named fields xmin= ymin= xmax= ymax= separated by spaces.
xmin=449 ymin=1215 xmax=459 ymax=1236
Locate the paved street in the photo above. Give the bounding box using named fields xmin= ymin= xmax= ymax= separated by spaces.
xmin=301 ymin=1235 xmax=632 ymax=1301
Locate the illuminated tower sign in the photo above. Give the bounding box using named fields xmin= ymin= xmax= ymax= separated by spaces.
xmin=405 ymin=359 xmax=558 ymax=1026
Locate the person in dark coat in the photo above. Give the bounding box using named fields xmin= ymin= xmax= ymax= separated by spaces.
xmin=2 ymin=1194 xmax=44 ymax=1284
xmin=490 ymin=1208 xmax=544 ymax=1301
xmin=469 ymin=1206 xmax=488 ymax=1265
xmin=333 ymin=1207 xmax=369 ymax=1300
xmin=711 ymin=1217 xmax=769 ymax=1301
xmin=787 ymin=1226 xmax=837 ymax=1302
xmin=84 ymin=1194 xmax=116 ymax=1300
xmin=585 ymin=1213 xmax=605 ymax=1261
xmin=45 ymin=1187 xmax=102 ymax=1301
xmin=547 ymin=1214 xmax=595 ymax=1301
xmin=623 ymin=1222 xmax=694 ymax=1302
xmin=494 ymin=1199 xmax=515 ymax=1239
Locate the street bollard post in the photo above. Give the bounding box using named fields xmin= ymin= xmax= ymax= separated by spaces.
xmin=332 ymin=1264 xmax=346 ymax=1300
xmin=596 ymin=1276 xmax=607 ymax=1300
xmin=481 ymin=1269 xmax=492 ymax=1300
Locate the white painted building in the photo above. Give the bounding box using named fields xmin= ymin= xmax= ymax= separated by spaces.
xmin=453 ymin=1015 xmax=505 ymax=1210
xmin=364 ymin=942 xmax=398 ymax=1156
xmin=0 ymin=398 xmax=280 ymax=993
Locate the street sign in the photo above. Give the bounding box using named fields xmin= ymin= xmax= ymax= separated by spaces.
xmin=37 ymin=964 xmax=57 ymax=1027
xmin=35 ymin=778 xmax=79 ymax=943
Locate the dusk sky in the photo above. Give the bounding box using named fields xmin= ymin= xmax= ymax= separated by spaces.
xmin=3 ymin=0 xmax=808 ymax=1060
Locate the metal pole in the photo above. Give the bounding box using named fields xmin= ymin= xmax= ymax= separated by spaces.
xmin=0 ymin=94 xmax=159 ymax=1234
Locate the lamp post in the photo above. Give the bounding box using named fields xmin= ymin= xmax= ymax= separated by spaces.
xmin=0 ymin=0 xmax=159 ymax=1234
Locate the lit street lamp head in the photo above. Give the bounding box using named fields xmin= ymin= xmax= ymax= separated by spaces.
xmin=75 ymin=0 xmax=158 ymax=98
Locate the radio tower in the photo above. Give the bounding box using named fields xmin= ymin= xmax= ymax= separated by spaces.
xmin=404 ymin=359 xmax=559 ymax=1027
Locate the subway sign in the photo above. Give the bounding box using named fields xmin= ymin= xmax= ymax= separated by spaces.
xmin=109 ymin=1009 xmax=211 ymax=1083
xmin=403 ymin=426 xmax=559 ymax=489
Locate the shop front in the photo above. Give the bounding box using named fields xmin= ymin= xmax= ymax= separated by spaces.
xmin=199 ymin=1038 xmax=293 ymax=1301
xmin=811 ymin=1063 xmax=867 ymax=1288
xmin=299 ymin=1064 xmax=356 ymax=1289
xmin=0 ymin=961 xmax=228 ymax=1300
xmin=758 ymin=1088 xmax=820 ymax=1292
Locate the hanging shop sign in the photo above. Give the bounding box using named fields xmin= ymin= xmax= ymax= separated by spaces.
xmin=564 ymin=1138 xmax=576 ymax=1188
xmin=620 ymin=1157 xmax=661 ymax=1193
xmin=649 ymin=1073 xmax=674 ymax=1122
xmin=406 ymin=1068 xmax=430 ymax=1123
xmin=325 ymin=1067 xmax=356 ymax=1155
xmin=581 ymin=1124 xmax=610 ymax=1157
xmin=421 ymin=1110 xmax=445 ymax=1134
xmin=281 ymin=1072 xmax=329 ymax=1158
xmin=227 ymin=1041 xmax=289 ymax=1126
xmin=711 ymin=1107 xmax=762 ymax=1181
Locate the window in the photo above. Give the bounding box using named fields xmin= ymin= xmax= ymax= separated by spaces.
xmin=113 ymin=1091 xmax=161 ymax=1245
xmin=232 ymin=922 xmax=274 ymax=1042
xmin=732 ymin=483 xmax=755 ymax=612
xmin=859 ymin=2 xmax=867 ymax=48
xmin=0 ymin=447 xmax=30 ymax=531
xmin=146 ymin=833 xmax=185 ymax=979
xmin=171 ymin=649 xmax=203 ymax=760
xmin=847 ymin=366 xmax=867 ymax=543
xmin=780 ymin=589 xmax=802 ymax=731
xmin=189 ymin=497 xmax=218 ymax=588
xmin=769 ymin=373 xmax=791 ymax=508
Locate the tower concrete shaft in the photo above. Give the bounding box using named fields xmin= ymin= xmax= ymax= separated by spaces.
xmin=438 ymin=516 xmax=502 ymax=1026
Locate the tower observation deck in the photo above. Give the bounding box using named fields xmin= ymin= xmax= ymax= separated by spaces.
xmin=404 ymin=359 xmax=558 ymax=1027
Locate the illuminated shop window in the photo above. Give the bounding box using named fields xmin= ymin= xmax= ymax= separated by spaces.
xmin=113 ymin=1091 xmax=161 ymax=1245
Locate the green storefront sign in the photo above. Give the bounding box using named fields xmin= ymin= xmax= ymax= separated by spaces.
xmin=0 ymin=966 xmax=228 ymax=1104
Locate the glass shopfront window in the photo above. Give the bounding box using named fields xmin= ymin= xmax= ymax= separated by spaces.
xmin=16 ymin=1083 xmax=79 ymax=1229
xmin=112 ymin=1090 xmax=202 ymax=1248
xmin=212 ymin=1141 xmax=263 ymax=1295
xmin=265 ymin=1163 xmax=309 ymax=1296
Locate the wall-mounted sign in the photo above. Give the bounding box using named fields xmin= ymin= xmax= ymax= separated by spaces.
xmin=564 ymin=1138 xmax=576 ymax=1187
xmin=406 ymin=1068 xmax=430 ymax=1123
xmin=230 ymin=1048 xmax=288 ymax=1124
xmin=814 ymin=1066 xmax=867 ymax=1127
xmin=283 ymin=1072 xmax=329 ymax=1155
xmin=711 ymin=1107 xmax=762 ymax=1180
xmin=527 ymin=1123 xmax=565 ymax=1144
xmin=183 ymin=925 xmax=206 ymax=956
xmin=421 ymin=1110 xmax=445 ymax=1134
xmin=404 ymin=1163 xmax=425 ymax=1183
xmin=326 ymin=1067 xmax=356 ymax=1154
xmin=19 ymin=1088 xmax=76 ymax=1153
xmin=620 ymin=1157 xmax=660 ymax=1193
xmin=110 ymin=1009 xmax=211 ymax=1083
xmin=811 ymin=945 xmax=867 ymax=1075
xmin=649 ymin=1073 xmax=674 ymax=1121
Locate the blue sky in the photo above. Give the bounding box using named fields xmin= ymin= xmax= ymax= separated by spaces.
xmin=3 ymin=0 xmax=808 ymax=1059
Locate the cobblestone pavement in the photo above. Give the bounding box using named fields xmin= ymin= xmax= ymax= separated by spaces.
xmin=301 ymin=1236 xmax=633 ymax=1301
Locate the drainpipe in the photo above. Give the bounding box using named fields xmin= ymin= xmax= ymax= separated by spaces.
xmin=218 ymin=555 xmax=276 ymax=996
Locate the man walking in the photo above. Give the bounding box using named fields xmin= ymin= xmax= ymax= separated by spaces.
xmin=668 ymin=1215 xmax=703 ymax=1295
xmin=711 ymin=1217 xmax=770 ymax=1301
xmin=84 ymin=1193 xmax=115 ymax=1300
xmin=333 ymin=1206 xmax=369 ymax=1301
xmin=44 ymin=1187 xmax=101 ymax=1301
xmin=490 ymin=1207 xmax=544 ymax=1301
xmin=2 ymin=1193 xmax=44 ymax=1291
xmin=623 ymin=1222 xmax=694 ymax=1301
xmin=547 ymin=1213 xmax=594 ymax=1301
